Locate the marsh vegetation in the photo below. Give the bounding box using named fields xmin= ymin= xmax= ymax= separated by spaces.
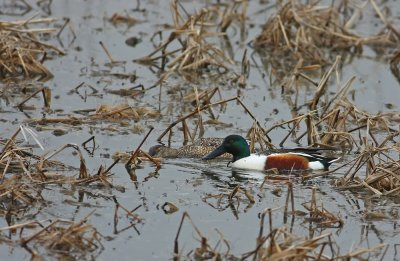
xmin=1 ymin=0 xmax=400 ymax=260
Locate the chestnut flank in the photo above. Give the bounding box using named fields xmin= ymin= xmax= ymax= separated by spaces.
xmin=265 ymin=154 xmax=309 ymax=171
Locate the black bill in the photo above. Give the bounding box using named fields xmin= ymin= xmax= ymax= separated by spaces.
xmin=202 ymin=145 xmax=227 ymax=160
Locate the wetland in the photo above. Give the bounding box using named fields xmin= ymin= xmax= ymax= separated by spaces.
xmin=1 ymin=0 xmax=400 ymax=260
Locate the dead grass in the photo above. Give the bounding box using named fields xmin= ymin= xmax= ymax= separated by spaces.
xmin=0 ymin=17 xmax=64 ymax=80
xmin=167 ymin=181 xmax=370 ymax=259
xmin=1 ymin=0 xmax=400 ymax=259
xmin=174 ymin=191 xmax=384 ymax=260
xmin=0 ymin=126 xmax=151 ymax=258
xmin=135 ymin=1 xmax=249 ymax=87
xmin=333 ymin=135 xmax=400 ymax=196
xmin=95 ymin=104 xmax=160 ymax=120
xmin=0 ymin=211 xmax=103 ymax=259
xmin=25 ymin=103 xmax=160 ymax=126
xmin=302 ymin=187 xmax=343 ymax=228
xmin=0 ymin=127 xmax=118 ymax=189
xmin=254 ymin=0 xmax=399 ymax=76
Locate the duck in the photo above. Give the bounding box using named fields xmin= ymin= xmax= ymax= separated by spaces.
xmin=148 ymin=138 xmax=231 ymax=159
xmin=202 ymin=135 xmax=339 ymax=172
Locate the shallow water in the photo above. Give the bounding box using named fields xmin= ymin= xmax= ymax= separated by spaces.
xmin=1 ymin=0 xmax=400 ymax=260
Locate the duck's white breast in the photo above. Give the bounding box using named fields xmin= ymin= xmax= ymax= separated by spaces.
xmin=231 ymin=155 xmax=267 ymax=171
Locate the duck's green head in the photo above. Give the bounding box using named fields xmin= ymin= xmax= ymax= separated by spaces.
xmin=202 ymin=135 xmax=250 ymax=162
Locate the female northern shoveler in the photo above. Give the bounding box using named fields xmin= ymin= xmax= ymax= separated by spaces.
xmin=148 ymin=138 xmax=230 ymax=159
xmin=202 ymin=135 xmax=339 ymax=171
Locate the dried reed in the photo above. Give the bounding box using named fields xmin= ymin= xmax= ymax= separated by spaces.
xmin=0 ymin=17 xmax=64 ymax=79
xmin=254 ymin=0 xmax=399 ymax=75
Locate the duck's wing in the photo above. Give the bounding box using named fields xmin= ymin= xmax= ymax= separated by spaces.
xmin=259 ymin=147 xmax=341 ymax=155
xmin=286 ymin=152 xmax=340 ymax=169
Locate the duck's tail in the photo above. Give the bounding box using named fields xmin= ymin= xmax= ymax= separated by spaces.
xmin=289 ymin=152 xmax=341 ymax=170
xmin=312 ymin=155 xmax=341 ymax=170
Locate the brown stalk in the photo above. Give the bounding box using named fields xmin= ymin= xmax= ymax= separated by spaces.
xmin=283 ymin=182 xmax=294 ymax=221
xmin=112 ymin=196 xmax=143 ymax=223
xmin=138 ymin=150 xmax=162 ymax=169
xmin=56 ymin=18 xmax=70 ymax=38
xmin=236 ymin=99 xmax=271 ymax=141
xmin=320 ymin=76 xmax=355 ymax=117
xmin=309 ymin=56 xmax=341 ymax=110
xmin=43 ymin=144 xmax=88 ymax=179
xmin=24 ymin=221 xmax=71 ymax=247
xmin=157 ymin=97 xmax=238 ymax=142
xmin=126 ymin=127 xmax=154 ymax=166
xmin=0 ymin=128 xmax=21 ymax=160
xmin=16 ymin=87 xmax=47 ymax=108
xmin=370 ymin=0 xmax=400 ymax=39
xmin=173 ymin=212 xmax=209 ymax=260
xmin=99 ymin=41 xmax=116 ymax=63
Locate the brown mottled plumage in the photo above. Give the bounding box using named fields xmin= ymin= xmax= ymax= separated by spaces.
xmin=148 ymin=138 xmax=231 ymax=159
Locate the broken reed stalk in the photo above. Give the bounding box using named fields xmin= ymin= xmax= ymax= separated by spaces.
xmin=138 ymin=150 xmax=162 ymax=168
xmin=103 ymin=158 xmax=120 ymax=175
xmin=56 ymin=18 xmax=70 ymax=38
xmin=320 ymin=76 xmax=355 ymax=117
xmin=237 ymin=99 xmax=271 ymax=141
xmin=279 ymin=119 xmax=300 ymax=147
xmin=173 ymin=212 xmax=207 ymax=261
xmin=309 ymin=56 xmax=341 ymax=111
xmin=265 ymin=113 xmax=312 ymax=135
xmin=112 ymin=196 xmax=143 ymax=223
xmin=20 ymin=221 xmax=59 ymax=247
xmin=0 ymin=220 xmax=47 ymax=231
xmin=283 ymin=182 xmax=295 ymax=223
xmin=303 ymin=187 xmax=344 ymax=228
xmin=0 ymin=157 xmax=12 ymax=180
xmin=158 ymin=96 xmax=272 ymax=144
xmin=229 ymin=185 xmax=241 ymax=201
xmin=311 ymin=187 xmax=317 ymax=217
xmin=99 ymin=41 xmax=115 ymax=63
xmin=82 ymin=136 xmax=96 ymax=149
xmin=157 ymin=97 xmax=238 ymax=142
xmin=0 ymin=127 xmax=21 ymax=159
xmin=237 ymin=49 xmax=249 ymax=88
xmin=253 ymin=209 xmax=268 ymax=260
xmin=370 ymin=0 xmax=400 ymax=39
xmin=16 ymin=87 xmax=49 ymax=108
xmin=43 ymin=143 xmax=88 ymax=179
xmin=126 ymin=126 xmax=154 ymax=166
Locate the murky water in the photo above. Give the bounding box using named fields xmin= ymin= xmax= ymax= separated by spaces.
xmin=1 ymin=0 xmax=400 ymax=260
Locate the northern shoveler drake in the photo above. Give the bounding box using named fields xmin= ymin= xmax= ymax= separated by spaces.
xmin=202 ymin=135 xmax=339 ymax=171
